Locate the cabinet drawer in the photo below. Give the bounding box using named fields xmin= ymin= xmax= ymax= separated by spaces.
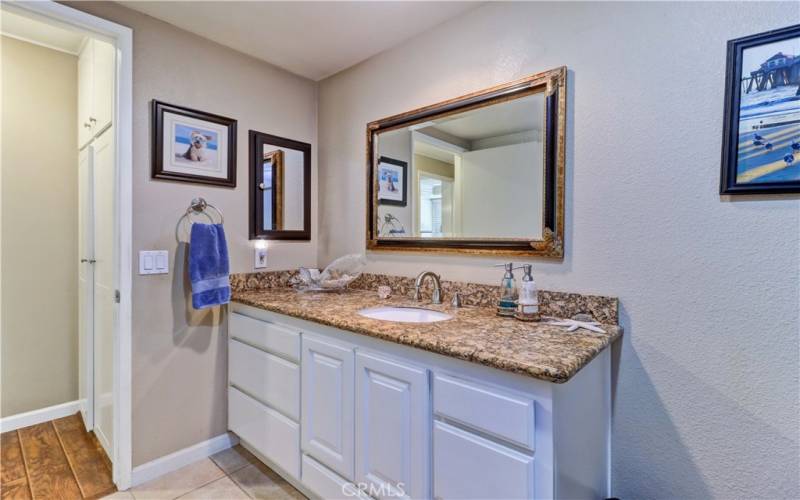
xmin=230 ymin=312 xmax=300 ymax=362
xmin=433 ymin=421 xmax=534 ymax=500
xmin=229 ymin=339 xmax=300 ymax=421
xmin=229 ymin=387 xmax=300 ymax=479
xmin=302 ymin=454 xmax=369 ymax=500
xmin=433 ymin=373 xmax=535 ymax=450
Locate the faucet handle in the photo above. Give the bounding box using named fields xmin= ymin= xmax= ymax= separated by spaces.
xmin=413 ymin=288 xmax=422 ymax=301
xmin=451 ymin=292 xmax=464 ymax=307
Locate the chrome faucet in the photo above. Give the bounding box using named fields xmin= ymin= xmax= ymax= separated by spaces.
xmin=414 ymin=271 xmax=443 ymax=304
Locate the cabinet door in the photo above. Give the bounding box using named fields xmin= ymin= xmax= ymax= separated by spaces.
xmin=91 ymin=39 xmax=115 ymax=133
xmin=433 ymin=421 xmax=534 ymax=500
xmin=302 ymin=336 xmax=355 ymax=480
xmin=355 ymin=351 xmax=429 ymax=500
xmin=77 ymin=40 xmax=94 ymax=148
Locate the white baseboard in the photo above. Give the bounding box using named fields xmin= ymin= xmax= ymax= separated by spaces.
xmin=0 ymin=400 xmax=81 ymax=433
xmin=131 ymin=432 xmax=239 ymax=487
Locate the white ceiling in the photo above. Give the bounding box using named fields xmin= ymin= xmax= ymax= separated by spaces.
xmin=1 ymin=8 xmax=86 ymax=54
xmin=427 ymin=92 xmax=544 ymax=141
xmin=118 ymin=1 xmax=482 ymax=81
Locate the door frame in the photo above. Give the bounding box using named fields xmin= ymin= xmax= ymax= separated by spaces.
xmin=4 ymin=1 xmax=134 ymax=490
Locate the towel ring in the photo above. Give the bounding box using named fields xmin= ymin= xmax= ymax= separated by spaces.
xmin=176 ymin=197 xmax=224 ymax=242
xmin=187 ymin=197 xmax=224 ymax=224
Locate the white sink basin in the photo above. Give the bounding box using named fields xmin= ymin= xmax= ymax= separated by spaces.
xmin=358 ymin=306 xmax=452 ymax=323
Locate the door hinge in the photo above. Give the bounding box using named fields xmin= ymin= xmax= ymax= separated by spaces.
xmin=114 ymin=290 xmax=121 ymax=303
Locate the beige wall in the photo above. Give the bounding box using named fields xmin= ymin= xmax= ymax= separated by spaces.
xmin=318 ymin=2 xmax=800 ymax=498
xmin=1 ymin=36 xmax=78 ymax=417
xmin=415 ymin=155 xmax=453 ymax=179
xmin=64 ymin=2 xmax=318 ymax=466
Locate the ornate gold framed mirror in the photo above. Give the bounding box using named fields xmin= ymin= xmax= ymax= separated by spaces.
xmin=366 ymin=66 xmax=567 ymax=257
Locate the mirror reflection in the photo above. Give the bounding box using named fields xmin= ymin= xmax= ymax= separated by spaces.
xmin=261 ymin=146 xmax=304 ymax=232
xmin=375 ymin=92 xmax=545 ymax=240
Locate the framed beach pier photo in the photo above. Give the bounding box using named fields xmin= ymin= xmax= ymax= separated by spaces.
xmin=720 ymin=24 xmax=800 ymax=194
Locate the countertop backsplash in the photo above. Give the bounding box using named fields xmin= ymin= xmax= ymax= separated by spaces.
xmin=230 ymin=270 xmax=619 ymax=325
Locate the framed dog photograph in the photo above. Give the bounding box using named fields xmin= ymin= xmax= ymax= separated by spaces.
xmin=377 ymin=156 xmax=407 ymax=206
xmin=151 ymin=100 xmax=237 ymax=187
xmin=720 ymin=24 xmax=800 ymax=194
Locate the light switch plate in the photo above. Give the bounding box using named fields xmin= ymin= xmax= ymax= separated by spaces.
xmin=139 ymin=250 xmax=169 ymax=275
xmin=254 ymin=246 xmax=268 ymax=269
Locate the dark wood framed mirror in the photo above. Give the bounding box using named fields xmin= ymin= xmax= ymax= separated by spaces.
xmin=249 ymin=130 xmax=311 ymax=240
xmin=366 ymin=66 xmax=567 ymax=257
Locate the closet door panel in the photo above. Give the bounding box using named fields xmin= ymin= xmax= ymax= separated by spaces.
xmin=78 ymin=146 xmax=94 ymax=431
xmin=92 ymin=130 xmax=115 ymax=458
xmin=91 ymin=39 xmax=114 ymax=133
xmin=77 ymin=40 xmax=94 ymax=148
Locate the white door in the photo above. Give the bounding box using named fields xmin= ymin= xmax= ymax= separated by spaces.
xmin=92 ymin=128 xmax=115 ymax=458
xmin=301 ymin=336 xmax=355 ymax=480
xmin=78 ymin=145 xmax=94 ymax=431
xmin=355 ymin=351 xmax=429 ymax=500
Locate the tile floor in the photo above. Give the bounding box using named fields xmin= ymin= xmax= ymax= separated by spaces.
xmin=107 ymin=445 xmax=306 ymax=500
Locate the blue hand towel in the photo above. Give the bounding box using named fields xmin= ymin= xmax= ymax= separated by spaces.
xmin=189 ymin=223 xmax=231 ymax=309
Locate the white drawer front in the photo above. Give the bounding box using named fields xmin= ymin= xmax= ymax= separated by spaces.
xmin=433 ymin=421 xmax=534 ymax=500
xmin=228 ymin=387 xmax=300 ymax=479
xmin=302 ymin=454 xmax=370 ymax=500
xmin=434 ymin=373 xmax=535 ymax=450
xmin=229 ymin=339 xmax=300 ymax=421
xmin=230 ymin=312 xmax=300 ymax=362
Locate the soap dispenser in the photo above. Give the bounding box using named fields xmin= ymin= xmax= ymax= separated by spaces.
xmin=515 ymin=264 xmax=540 ymax=322
xmin=496 ymin=263 xmax=519 ymax=317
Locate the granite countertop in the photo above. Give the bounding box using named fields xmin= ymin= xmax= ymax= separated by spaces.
xmin=231 ymin=287 xmax=622 ymax=384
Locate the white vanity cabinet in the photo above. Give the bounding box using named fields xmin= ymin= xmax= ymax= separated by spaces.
xmin=229 ymin=303 xmax=611 ymax=500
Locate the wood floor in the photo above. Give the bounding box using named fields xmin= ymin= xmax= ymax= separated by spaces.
xmin=0 ymin=413 xmax=115 ymax=500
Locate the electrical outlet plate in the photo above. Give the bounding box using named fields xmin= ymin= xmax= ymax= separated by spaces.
xmin=254 ymin=246 xmax=268 ymax=269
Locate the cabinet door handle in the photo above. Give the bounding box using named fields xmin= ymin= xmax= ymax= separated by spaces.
xmin=89 ymin=117 xmax=97 ymax=123
xmin=84 ymin=123 xmax=92 ymax=129
xmin=80 ymin=258 xmax=96 ymax=264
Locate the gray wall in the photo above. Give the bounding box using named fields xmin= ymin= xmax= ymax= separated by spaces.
xmin=65 ymin=1 xmax=318 ymax=466
xmin=318 ymin=2 xmax=800 ymax=498
xmin=1 ymin=36 xmax=78 ymax=417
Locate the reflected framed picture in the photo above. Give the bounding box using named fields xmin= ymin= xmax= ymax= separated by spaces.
xmin=720 ymin=24 xmax=800 ymax=194
xmin=151 ymin=100 xmax=237 ymax=187
xmin=377 ymin=156 xmax=407 ymax=206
